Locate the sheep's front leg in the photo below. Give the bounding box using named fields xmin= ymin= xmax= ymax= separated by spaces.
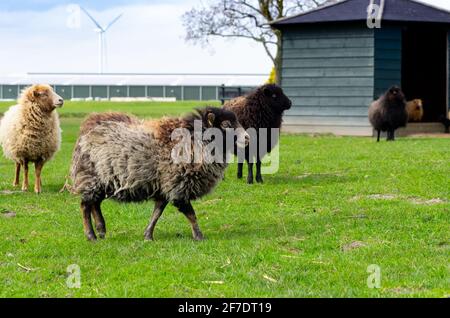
xmin=81 ymin=202 xmax=96 ymax=241
xmin=92 ymin=201 xmax=106 ymax=239
xmin=13 ymin=162 xmax=20 ymax=187
xmin=21 ymin=160 xmax=29 ymax=192
xmin=377 ymin=130 xmax=381 ymax=142
xmin=34 ymin=160 xmax=44 ymax=194
xmin=255 ymin=155 xmax=263 ymax=183
xmin=174 ymin=201 xmax=204 ymax=241
xmin=144 ymin=199 xmax=168 ymax=241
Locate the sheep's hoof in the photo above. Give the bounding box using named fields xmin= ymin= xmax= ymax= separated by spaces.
xmin=144 ymin=234 xmax=154 ymax=241
xmin=34 ymin=189 xmax=41 ymax=194
xmin=193 ymin=232 xmax=204 ymax=241
xmin=86 ymin=233 xmax=97 ymax=241
xmin=247 ymin=178 xmax=254 ymax=184
xmin=98 ymin=232 xmax=106 ymax=239
xmin=21 ymin=187 xmax=28 ymax=192
xmin=256 ymin=176 xmax=263 ymax=183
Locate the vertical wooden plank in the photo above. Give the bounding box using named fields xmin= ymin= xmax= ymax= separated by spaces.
xmin=374 ymin=27 xmax=402 ymax=98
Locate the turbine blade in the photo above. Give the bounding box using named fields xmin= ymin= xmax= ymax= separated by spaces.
xmin=80 ymin=6 xmax=104 ymax=31
xmin=105 ymin=13 xmax=123 ymax=31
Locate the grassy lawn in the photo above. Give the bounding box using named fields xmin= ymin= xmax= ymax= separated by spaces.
xmin=0 ymin=101 xmax=448 ymax=298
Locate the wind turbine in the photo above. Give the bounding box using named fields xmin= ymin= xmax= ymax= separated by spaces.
xmin=81 ymin=7 xmax=123 ymax=74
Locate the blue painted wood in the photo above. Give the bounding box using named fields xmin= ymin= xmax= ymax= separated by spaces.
xmin=374 ymin=27 xmax=402 ymax=98
xmin=281 ymin=25 xmax=374 ymax=132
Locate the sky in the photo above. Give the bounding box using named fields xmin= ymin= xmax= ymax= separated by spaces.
xmin=0 ymin=0 xmax=449 ymax=76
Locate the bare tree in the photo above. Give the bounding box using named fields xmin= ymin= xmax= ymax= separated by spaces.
xmin=182 ymin=0 xmax=330 ymax=84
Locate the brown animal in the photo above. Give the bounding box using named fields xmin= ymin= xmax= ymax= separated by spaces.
xmin=406 ymin=99 xmax=424 ymax=122
xmin=70 ymin=107 xmax=249 ymax=241
xmin=223 ymin=84 xmax=292 ymax=184
xmin=0 ymin=84 xmax=63 ymax=193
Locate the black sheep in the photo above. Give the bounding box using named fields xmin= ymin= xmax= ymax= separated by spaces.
xmin=223 ymin=84 xmax=292 ymax=184
xmin=439 ymin=115 xmax=450 ymax=133
xmin=368 ymin=86 xmax=408 ymax=142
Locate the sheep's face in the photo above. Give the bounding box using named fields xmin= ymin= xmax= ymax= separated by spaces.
xmin=24 ymin=84 xmax=64 ymax=112
xmin=414 ymin=99 xmax=423 ymax=110
xmin=261 ymin=84 xmax=292 ymax=113
xmin=386 ymin=86 xmax=405 ymax=105
xmin=203 ymin=107 xmax=250 ymax=148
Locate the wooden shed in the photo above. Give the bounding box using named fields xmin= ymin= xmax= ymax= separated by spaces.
xmin=272 ymin=0 xmax=450 ymax=136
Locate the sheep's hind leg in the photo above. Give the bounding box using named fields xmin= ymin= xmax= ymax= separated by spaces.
xmin=34 ymin=160 xmax=44 ymax=194
xmin=255 ymin=156 xmax=263 ymax=183
xmin=144 ymin=199 xmax=168 ymax=241
xmin=237 ymin=163 xmax=244 ymax=179
xmin=377 ymin=130 xmax=381 ymax=142
xmin=81 ymin=202 xmax=96 ymax=241
xmin=92 ymin=201 xmax=106 ymax=239
xmin=21 ymin=160 xmax=29 ymax=192
xmin=174 ymin=201 xmax=204 ymax=241
xmin=387 ymin=130 xmax=395 ymax=141
xmin=13 ymin=163 xmax=20 ymax=187
xmin=247 ymin=162 xmax=254 ymax=184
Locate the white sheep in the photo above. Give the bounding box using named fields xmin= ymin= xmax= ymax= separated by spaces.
xmin=0 ymin=84 xmax=63 ymax=193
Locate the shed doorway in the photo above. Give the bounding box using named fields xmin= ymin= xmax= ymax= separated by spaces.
xmin=401 ymin=26 xmax=448 ymax=122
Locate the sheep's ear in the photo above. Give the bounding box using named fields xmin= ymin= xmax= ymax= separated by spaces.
xmin=207 ymin=112 xmax=215 ymax=127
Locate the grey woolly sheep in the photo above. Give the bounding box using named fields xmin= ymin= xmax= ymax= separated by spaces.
xmin=70 ymin=108 xmax=249 ymax=241
xmin=368 ymin=86 xmax=408 ymax=142
xmin=0 ymin=84 xmax=63 ymax=193
xmin=223 ymin=84 xmax=292 ymax=184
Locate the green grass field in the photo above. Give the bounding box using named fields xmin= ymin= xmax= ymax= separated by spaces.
xmin=0 ymin=101 xmax=448 ymax=298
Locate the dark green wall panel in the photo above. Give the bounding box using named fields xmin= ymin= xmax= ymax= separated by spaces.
xmin=183 ymin=86 xmax=200 ymax=100
xmin=166 ymin=86 xmax=182 ymax=100
xmin=129 ymin=86 xmax=146 ymax=97
xmin=92 ymin=86 xmax=108 ymax=98
xmin=147 ymin=86 xmax=164 ymax=97
xmin=73 ymin=86 xmax=90 ymax=98
xmin=374 ymin=27 xmax=402 ymax=98
xmin=109 ymin=86 xmax=127 ymax=98
xmin=2 ymin=85 xmax=18 ymax=99
xmin=55 ymin=86 xmax=72 ymax=100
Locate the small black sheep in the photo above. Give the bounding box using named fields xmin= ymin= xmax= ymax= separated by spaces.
xmin=223 ymin=84 xmax=292 ymax=184
xmin=368 ymin=86 xmax=408 ymax=142
xmin=70 ymin=107 xmax=249 ymax=241
xmin=439 ymin=115 xmax=450 ymax=133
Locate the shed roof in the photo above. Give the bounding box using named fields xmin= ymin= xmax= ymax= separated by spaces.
xmin=272 ymin=0 xmax=450 ymax=26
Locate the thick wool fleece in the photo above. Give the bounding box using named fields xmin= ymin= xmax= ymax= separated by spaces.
xmin=71 ymin=112 xmax=227 ymax=204
xmin=369 ymin=88 xmax=408 ymax=133
xmin=0 ymin=88 xmax=61 ymax=163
